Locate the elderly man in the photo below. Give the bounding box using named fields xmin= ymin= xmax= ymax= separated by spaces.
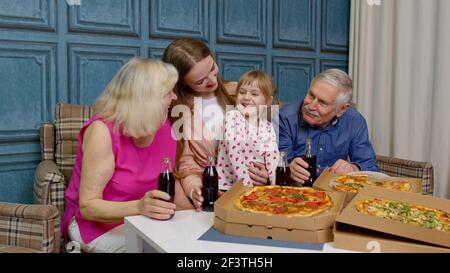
xmin=278 ymin=69 xmax=378 ymax=184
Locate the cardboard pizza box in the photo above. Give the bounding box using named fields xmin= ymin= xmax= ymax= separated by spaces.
xmin=334 ymin=186 xmax=450 ymax=249
xmin=215 ymin=216 xmax=333 ymax=244
xmin=313 ymin=169 xmax=423 ymax=206
xmin=333 ymin=222 xmax=450 ymax=253
xmin=213 ymin=181 xmax=346 ymax=243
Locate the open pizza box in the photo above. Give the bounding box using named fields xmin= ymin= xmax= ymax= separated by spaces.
xmin=313 ymin=169 xmax=422 ymax=206
xmin=213 ymin=181 xmax=346 ymax=244
xmin=333 ymin=186 xmax=450 ymax=253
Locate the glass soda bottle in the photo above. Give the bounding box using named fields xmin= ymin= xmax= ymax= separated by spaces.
xmin=276 ymin=151 xmax=291 ymax=186
xmin=158 ymin=157 xmax=175 ymax=204
xmin=302 ymin=138 xmax=317 ymax=187
xmin=202 ymin=155 xmax=219 ymax=212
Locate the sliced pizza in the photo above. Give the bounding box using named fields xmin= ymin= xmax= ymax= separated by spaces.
xmin=355 ymin=198 xmax=450 ymax=233
xmin=333 ymin=174 xmax=412 ymax=193
xmin=235 ymin=185 xmax=333 ymax=217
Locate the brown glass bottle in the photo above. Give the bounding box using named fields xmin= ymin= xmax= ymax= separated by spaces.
xmin=302 ymin=138 xmax=317 ymax=187
xmin=276 ymin=151 xmax=292 ymax=186
xmin=202 ymin=155 xmax=219 ymax=212
xmin=158 ymin=157 xmax=175 ymax=219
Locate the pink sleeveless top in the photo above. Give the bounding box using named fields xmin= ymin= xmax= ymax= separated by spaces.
xmin=61 ymin=115 xmax=176 ymax=244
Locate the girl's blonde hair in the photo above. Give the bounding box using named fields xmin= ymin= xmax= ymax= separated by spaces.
xmin=236 ymin=70 xmax=276 ymax=105
xmin=95 ymin=58 xmax=178 ymax=138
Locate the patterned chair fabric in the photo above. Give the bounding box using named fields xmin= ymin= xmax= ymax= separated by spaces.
xmin=0 ymin=202 xmax=60 ymax=253
xmin=34 ymin=103 xmax=94 ymax=218
xmin=33 ymin=103 xmax=94 ymax=252
xmin=55 ymin=103 xmax=95 ymax=183
xmin=376 ymin=155 xmax=434 ymax=195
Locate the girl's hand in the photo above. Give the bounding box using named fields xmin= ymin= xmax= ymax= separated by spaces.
xmin=247 ymin=161 xmax=269 ymax=186
xmin=139 ymin=190 xmax=176 ymax=220
xmin=218 ymin=190 xmax=226 ymax=197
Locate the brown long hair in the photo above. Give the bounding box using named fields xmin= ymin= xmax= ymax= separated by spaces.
xmin=162 ymin=38 xmax=234 ymax=110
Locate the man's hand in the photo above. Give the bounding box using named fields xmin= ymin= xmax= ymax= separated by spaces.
xmin=329 ymin=159 xmax=359 ymax=174
xmin=289 ymin=157 xmax=311 ymax=184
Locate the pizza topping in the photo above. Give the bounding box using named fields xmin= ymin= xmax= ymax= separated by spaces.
xmin=355 ymin=198 xmax=450 ymax=233
xmin=312 ymin=191 xmax=326 ymax=200
xmin=235 ymin=186 xmax=333 ymax=217
xmin=305 ymin=202 xmax=319 ymax=209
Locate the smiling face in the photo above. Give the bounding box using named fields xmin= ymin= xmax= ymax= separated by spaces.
xmin=235 ymin=83 xmax=269 ymax=118
xmin=183 ymin=55 xmax=219 ymax=97
xmin=237 ymin=84 xmax=267 ymax=107
xmin=301 ymin=80 xmax=349 ymax=128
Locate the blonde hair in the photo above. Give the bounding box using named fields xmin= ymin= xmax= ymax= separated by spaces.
xmin=236 ymin=70 xmax=276 ymax=105
xmin=95 ymin=58 xmax=178 ymax=138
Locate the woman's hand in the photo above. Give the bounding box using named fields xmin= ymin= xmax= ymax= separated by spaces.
xmin=247 ymin=161 xmax=269 ymax=186
xmin=139 ymin=190 xmax=176 ymax=220
xmin=190 ymin=184 xmax=204 ymax=211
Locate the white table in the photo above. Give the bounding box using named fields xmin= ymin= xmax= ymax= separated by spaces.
xmin=124 ymin=210 xmax=353 ymax=253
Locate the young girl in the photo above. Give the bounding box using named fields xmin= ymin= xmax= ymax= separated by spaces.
xmin=217 ymin=70 xmax=279 ymax=190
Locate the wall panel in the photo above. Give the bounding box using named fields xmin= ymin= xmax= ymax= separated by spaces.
xmin=68 ymin=0 xmax=140 ymax=36
xmin=273 ymin=57 xmax=315 ymax=102
xmin=273 ymin=0 xmax=314 ymax=50
xmin=321 ymin=0 xmax=350 ymax=53
xmin=0 ymin=0 xmax=350 ymax=203
xmin=150 ymin=0 xmax=208 ymax=40
xmin=217 ymin=0 xmax=266 ymax=46
xmin=217 ymin=52 xmax=266 ymax=81
xmin=69 ymin=44 xmax=139 ymax=105
xmin=0 ymin=0 xmax=56 ymax=31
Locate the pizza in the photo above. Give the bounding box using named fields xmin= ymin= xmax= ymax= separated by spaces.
xmin=333 ymin=174 xmax=411 ymax=193
xmin=355 ymin=198 xmax=450 ymax=233
xmin=235 ymin=185 xmax=333 ymax=217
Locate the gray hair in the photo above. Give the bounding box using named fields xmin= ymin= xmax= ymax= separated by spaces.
xmin=311 ymin=69 xmax=353 ymax=107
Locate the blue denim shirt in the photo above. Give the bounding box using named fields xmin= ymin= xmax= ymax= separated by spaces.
xmin=278 ymin=102 xmax=378 ymax=175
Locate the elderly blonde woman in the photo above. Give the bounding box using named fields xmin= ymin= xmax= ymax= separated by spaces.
xmin=61 ymin=58 xmax=178 ymax=253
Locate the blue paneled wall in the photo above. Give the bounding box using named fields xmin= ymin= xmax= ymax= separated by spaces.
xmin=0 ymin=0 xmax=349 ymax=203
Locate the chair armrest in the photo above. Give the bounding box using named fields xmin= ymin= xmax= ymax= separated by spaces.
xmin=33 ymin=160 xmax=66 ymax=215
xmin=0 ymin=202 xmax=59 ymax=220
xmin=35 ymin=160 xmax=63 ymax=182
xmin=0 ymin=203 xmax=60 ymax=253
xmin=376 ymin=155 xmax=434 ymax=194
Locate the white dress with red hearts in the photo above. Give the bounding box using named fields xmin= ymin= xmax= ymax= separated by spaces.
xmin=217 ymin=110 xmax=279 ymax=190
